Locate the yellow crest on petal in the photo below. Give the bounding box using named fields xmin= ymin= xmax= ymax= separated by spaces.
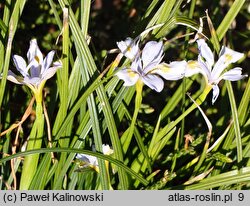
xmin=225 ymin=54 xmax=233 ymax=63
xmin=35 ymin=55 xmax=40 ymax=63
xmin=128 ymin=69 xmax=137 ymax=77
xmin=154 ymin=64 xmax=170 ymax=73
xmin=187 ymin=60 xmax=198 ymax=69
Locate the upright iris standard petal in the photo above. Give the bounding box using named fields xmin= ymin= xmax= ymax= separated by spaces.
xmin=197 ymin=39 xmax=214 ymax=68
xmin=13 ymin=55 xmax=29 ymax=77
xmin=142 ymin=41 xmax=164 ymax=71
xmin=27 ymin=39 xmax=43 ymax=63
xmin=117 ymin=37 xmax=139 ymax=60
xmin=41 ymin=50 xmax=56 ymax=74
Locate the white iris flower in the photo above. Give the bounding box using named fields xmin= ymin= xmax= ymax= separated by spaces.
xmin=186 ymin=39 xmax=247 ymax=104
xmin=6 ymin=39 xmax=62 ymax=93
xmin=76 ymin=144 xmax=114 ymax=168
xmin=117 ymin=37 xmax=139 ymax=60
xmin=116 ymin=40 xmax=185 ymax=92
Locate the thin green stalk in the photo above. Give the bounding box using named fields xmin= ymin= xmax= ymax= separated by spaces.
xmin=80 ymin=0 xmax=90 ymax=32
xmin=48 ymin=0 xmax=62 ymax=29
xmin=122 ymin=80 xmax=152 ymax=172
xmin=171 ymin=129 xmax=181 ymax=172
xmin=123 ymin=80 xmax=143 ymax=152
xmin=193 ymin=135 xmax=211 ymax=174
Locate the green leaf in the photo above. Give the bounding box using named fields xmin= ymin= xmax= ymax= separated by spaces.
xmin=226 ymin=81 xmax=242 ymax=163
xmin=183 ymin=167 xmax=250 ymax=189
xmin=216 ymin=0 xmax=246 ymax=41
xmin=0 ymin=148 xmax=149 ymax=186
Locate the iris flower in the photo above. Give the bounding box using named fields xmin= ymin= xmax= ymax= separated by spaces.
xmin=116 ymin=40 xmax=185 ymax=92
xmin=6 ymin=39 xmax=62 ymax=102
xmin=185 ymin=39 xmax=247 ymax=104
xmin=117 ymin=37 xmax=139 ymax=60
xmin=76 ymin=144 xmax=114 ymax=169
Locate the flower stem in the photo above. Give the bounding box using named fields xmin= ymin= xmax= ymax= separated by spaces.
xmin=20 ymin=101 xmax=44 ymax=189
xmin=122 ymin=79 xmax=143 ymax=153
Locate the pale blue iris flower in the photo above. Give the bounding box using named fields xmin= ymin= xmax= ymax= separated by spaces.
xmin=185 ymin=39 xmax=247 ymax=104
xmin=116 ymin=37 xmax=139 ymax=60
xmin=7 ymin=39 xmax=62 ymax=90
xmin=116 ymin=39 xmax=185 ymax=92
xmin=76 ymin=144 xmax=113 ymax=168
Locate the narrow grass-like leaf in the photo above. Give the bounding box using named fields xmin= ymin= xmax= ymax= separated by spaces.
xmin=238 ymin=78 xmax=250 ymax=126
xmin=0 ymin=19 xmax=7 ymax=34
xmin=226 ymin=81 xmax=242 ymax=163
xmin=0 ymin=0 xmax=11 ymax=71
xmin=48 ymin=0 xmax=62 ymax=29
xmin=0 ymin=148 xmax=149 ymax=186
xmin=182 ymin=167 xmax=250 ymax=190
xmin=216 ymin=0 xmax=246 ymax=41
xmin=0 ymin=0 xmax=27 ymax=106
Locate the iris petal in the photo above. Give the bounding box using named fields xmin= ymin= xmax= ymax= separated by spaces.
xmin=212 ymin=84 xmax=220 ymax=104
xmin=197 ymin=39 xmax=214 ymax=67
xmin=13 ymin=55 xmax=28 ymax=77
xmin=141 ymin=74 xmax=164 ymax=92
xmin=153 ymin=62 xmax=185 ymax=80
xmin=212 ymin=46 xmax=244 ymax=80
xmin=41 ymin=50 xmax=56 ymax=74
xmin=41 ymin=62 xmax=62 ymax=81
xmin=117 ymin=37 xmax=139 ymax=60
xmin=76 ymin=154 xmax=98 ymax=166
xmin=116 ymin=68 xmax=140 ymax=86
xmin=27 ymin=39 xmax=43 ymax=64
xmin=219 ymin=67 xmax=247 ymax=82
xmin=142 ymin=41 xmax=163 ymax=70
xmin=6 ymin=70 xmax=23 ymax=84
